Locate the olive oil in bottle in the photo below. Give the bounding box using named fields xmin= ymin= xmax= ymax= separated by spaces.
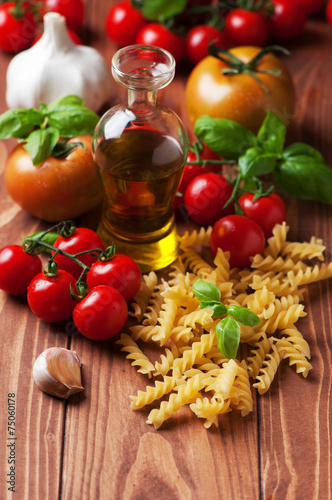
xmin=93 ymin=45 xmax=188 ymax=271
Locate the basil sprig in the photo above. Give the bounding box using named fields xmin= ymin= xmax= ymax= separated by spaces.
xmin=195 ymin=111 xmax=332 ymax=204
xmin=192 ymin=279 xmax=260 ymax=359
xmin=0 ymin=95 xmax=99 ymax=166
xmin=131 ymin=0 xmax=186 ymax=21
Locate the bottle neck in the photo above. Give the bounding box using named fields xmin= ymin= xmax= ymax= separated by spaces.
xmin=127 ymin=89 xmax=157 ymax=112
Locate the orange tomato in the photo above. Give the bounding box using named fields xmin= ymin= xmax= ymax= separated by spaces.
xmin=4 ymin=135 xmax=103 ymax=222
xmin=185 ymin=46 xmax=296 ymax=133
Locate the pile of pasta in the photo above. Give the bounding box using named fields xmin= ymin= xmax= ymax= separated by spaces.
xmin=116 ymin=222 xmax=332 ymax=429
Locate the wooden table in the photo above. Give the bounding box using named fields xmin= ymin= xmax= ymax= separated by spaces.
xmin=1 ymin=3 xmax=332 ymax=499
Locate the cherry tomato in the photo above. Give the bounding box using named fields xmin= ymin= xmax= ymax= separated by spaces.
xmin=327 ymin=1 xmax=332 ymax=26
xmin=210 ymin=215 xmax=266 ymax=268
xmin=178 ymin=144 xmax=221 ymax=194
xmin=270 ymin=0 xmax=307 ymax=40
xmin=73 ymin=285 xmax=128 ymax=341
xmin=86 ymin=254 xmax=141 ymax=302
xmin=27 ymin=270 xmax=78 ymax=322
xmin=105 ymin=0 xmax=147 ymax=47
xmin=45 ymin=0 xmax=85 ymax=32
xmin=0 ymin=2 xmax=38 ymax=53
xmin=292 ymin=0 xmax=325 ymax=15
xmin=184 ymin=173 xmax=234 ymax=226
xmin=185 ymin=46 xmax=296 ymax=133
xmin=238 ymin=192 xmax=287 ymax=238
xmin=136 ymin=23 xmax=185 ymax=64
xmin=4 ymin=136 xmax=103 ymax=222
xmin=0 ymin=245 xmax=42 ymax=295
xmin=185 ymin=25 xmax=228 ymax=65
xmin=224 ymin=9 xmax=270 ymax=47
xmin=52 ymin=228 xmax=105 ymax=280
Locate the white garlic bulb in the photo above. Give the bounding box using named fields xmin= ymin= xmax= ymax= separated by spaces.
xmin=6 ymin=12 xmax=113 ymax=112
xmin=33 ymin=347 xmax=84 ymax=399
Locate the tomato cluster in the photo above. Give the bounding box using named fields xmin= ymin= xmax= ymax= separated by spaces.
xmin=0 ymin=225 xmax=142 ymax=342
xmin=0 ymin=0 xmax=85 ymax=54
xmin=104 ymin=0 xmax=327 ymax=67
xmin=174 ymin=143 xmax=287 ymax=267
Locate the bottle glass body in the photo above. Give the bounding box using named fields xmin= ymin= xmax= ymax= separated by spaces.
xmin=93 ymin=45 xmax=188 ymax=272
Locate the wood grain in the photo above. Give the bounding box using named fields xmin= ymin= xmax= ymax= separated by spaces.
xmin=0 ymin=2 xmax=332 ymax=499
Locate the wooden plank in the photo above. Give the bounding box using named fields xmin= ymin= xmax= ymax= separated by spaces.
xmin=0 ymin=1 xmax=331 ymax=499
xmin=258 ymin=21 xmax=332 ymax=499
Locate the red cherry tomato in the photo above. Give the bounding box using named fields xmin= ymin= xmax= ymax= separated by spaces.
xmin=136 ymin=23 xmax=185 ymax=64
xmin=185 ymin=25 xmax=228 ymax=65
xmin=0 ymin=2 xmax=38 ymax=53
xmin=224 ymin=9 xmax=270 ymax=47
xmin=52 ymin=228 xmax=105 ymax=280
xmin=327 ymin=1 xmax=332 ymax=26
xmin=86 ymin=254 xmax=142 ymax=302
xmin=292 ymin=0 xmax=325 ymax=15
xmin=27 ymin=270 xmax=78 ymax=322
xmin=34 ymin=28 xmax=82 ymax=45
xmin=270 ymin=0 xmax=307 ymax=40
xmin=73 ymin=285 xmax=128 ymax=341
xmin=210 ymin=215 xmax=266 ymax=268
xmin=0 ymin=245 xmax=42 ymax=295
xmin=45 ymin=0 xmax=85 ymax=32
xmin=105 ymin=0 xmax=147 ymax=47
xmin=178 ymin=145 xmax=221 ymax=194
xmin=238 ymin=192 xmax=287 ymax=238
xmin=184 ymin=173 xmax=234 ymax=226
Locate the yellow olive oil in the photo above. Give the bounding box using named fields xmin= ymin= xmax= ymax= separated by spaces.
xmin=94 ymin=128 xmax=186 ymax=271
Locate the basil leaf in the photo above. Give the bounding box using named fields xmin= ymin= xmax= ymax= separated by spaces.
xmin=192 ymin=279 xmax=221 ymax=303
xmin=238 ymin=147 xmax=278 ymax=178
xmin=23 ymin=127 xmax=60 ymax=166
xmin=282 ymin=142 xmax=325 ymax=162
xmin=47 ymin=95 xmax=85 ymax=111
xmin=274 ymin=155 xmax=332 ymax=203
xmin=48 ymin=106 xmax=99 ymax=136
xmin=0 ymin=108 xmax=44 ymax=139
xmin=200 ymin=300 xmax=227 ymax=318
xmin=135 ymin=0 xmax=186 ymax=21
xmin=257 ymin=111 xmax=286 ymax=155
xmin=194 ymin=115 xmax=257 ymax=160
xmin=216 ymin=316 xmax=240 ymax=359
xmin=227 ymin=305 xmax=260 ymax=327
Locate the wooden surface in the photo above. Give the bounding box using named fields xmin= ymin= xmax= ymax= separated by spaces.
xmin=1 ymin=2 xmax=332 ymax=500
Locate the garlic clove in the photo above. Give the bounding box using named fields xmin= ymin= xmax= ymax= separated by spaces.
xmin=33 ymin=347 xmax=84 ymax=399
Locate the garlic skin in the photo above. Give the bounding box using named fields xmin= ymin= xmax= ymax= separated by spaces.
xmin=33 ymin=347 xmax=84 ymax=399
xmin=6 ymin=12 xmax=113 ymax=112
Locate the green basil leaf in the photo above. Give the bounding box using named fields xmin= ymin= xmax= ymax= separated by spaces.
xmin=48 ymin=106 xmax=99 ymax=136
xmin=23 ymin=127 xmax=60 ymax=166
xmin=194 ymin=115 xmax=257 ymax=160
xmin=227 ymin=305 xmax=260 ymax=327
xmin=135 ymin=0 xmax=186 ymax=21
xmin=257 ymin=111 xmax=286 ymax=155
xmin=47 ymin=94 xmax=85 ymax=111
xmin=39 ymin=102 xmax=48 ymax=115
xmin=200 ymin=300 xmax=227 ymax=318
xmin=282 ymin=142 xmax=325 ymax=162
xmin=274 ymin=155 xmax=332 ymax=203
xmin=238 ymin=147 xmax=278 ymax=178
xmin=0 ymin=108 xmax=44 ymax=139
xmin=216 ymin=316 xmax=240 ymax=359
xmin=192 ymin=279 xmax=221 ymax=303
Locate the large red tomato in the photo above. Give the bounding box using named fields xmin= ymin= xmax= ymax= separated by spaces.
xmin=185 ymin=46 xmax=296 ymax=133
xmin=4 ymin=135 xmax=103 ymax=222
